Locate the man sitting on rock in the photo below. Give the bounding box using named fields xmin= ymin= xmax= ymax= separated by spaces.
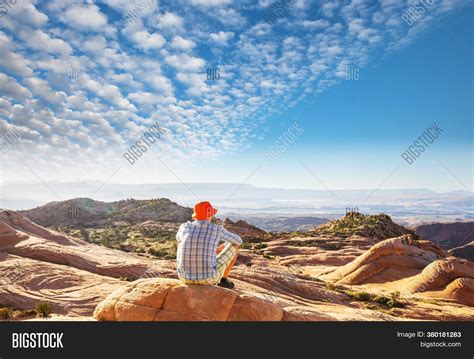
xmin=176 ymin=201 xmax=242 ymax=289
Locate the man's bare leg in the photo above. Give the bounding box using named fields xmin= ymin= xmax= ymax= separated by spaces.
xmin=222 ymin=245 xmax=239 ymax=278
xmin=216 ymin=244 xmax=239 ymax=289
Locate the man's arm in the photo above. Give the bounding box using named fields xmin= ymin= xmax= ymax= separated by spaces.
xmin=218 ymin=226 xmax=243 ymax=245
xmin=176 ymin=224 xmax=184 ymax=243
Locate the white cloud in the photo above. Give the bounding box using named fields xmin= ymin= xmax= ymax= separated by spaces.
xmin=24 ymin=77 xmax=66 ymax=105
xmin=131 ymin=31 xmax=166 ymax=50
xmin=22 ymin=30 xmax=73 ymax=56
xmin=171 ymin=36 xmax=196 ymax=50
xmin=143 ymin=73 xmax=174 ymax=96
xmin=0 ymin=33 xmax=34 ymax=77
xmin=83 ymin=36 xmax=107 ymax=54
xmin=85 ymin=78 xmax=136 ymax=110
xmin=129 ymin=92 xmax=176 ymax=105
xmin=190 ymin=0 xmax=231 ymax=6
xmin=6 ymin=0 xmax=48 ymax=27
xmin=158 ymin=12 xmax=183 ymax=28
xmin=176 ymin=72 xmax=209 ymax=96
xmin=209 ymin=31 xmax=234 ymax=46
xmin=302 ymin=20 xmax=330 ymax=29
xmin=0 ymin=73 xmax=32 ymax=100
xmin=165 ymin=54 xmax=205 ymax=72
xmin=63 ymin=5 xmax=108 ymax=31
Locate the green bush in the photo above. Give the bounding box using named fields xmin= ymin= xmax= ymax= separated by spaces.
xmin=342 ymin=290 xmax=405 ymax=308
xmin=240 ymin=242 xmax=253 ymax=249
xmin=35 ymin=302 xmax=52 ymax=318
xmin=345 ymin=290 xmax=372 ymax=301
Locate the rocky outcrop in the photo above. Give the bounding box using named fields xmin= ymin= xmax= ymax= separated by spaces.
xmin=0 ymin=210 xmax=174 ymax=280
xmin=261 ymin=234 xmax=378 ymax=267
xmin=0 ymin=253 xmax=122 ymax=316
xmin=323 ymin=235 xmax=446 ymax=285
xmin=93 ymin=278 xmax=337 ymax=321
xmin=311 ymin=212 xmax=414 ymax=240
xmin=449 ymin=241 xmax=474 ymax=261
xmin=415 ymin=222 xmax=474 ymax=250
xmin=439 ymin=278 xmax=474 ymax=306
xmin=220 ymin=218 xmax=267 ymax=239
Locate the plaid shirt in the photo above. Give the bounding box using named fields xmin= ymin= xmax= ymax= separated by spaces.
xmin=176 ymin=220 xmax=242 ymax=281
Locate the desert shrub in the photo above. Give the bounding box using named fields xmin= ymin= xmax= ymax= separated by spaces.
xmin=0 ymin=307 xmax=13 ymax=319
xmin=254 ymin=243 xmax=267 ymax=250
xmin=147 ymin=244 xmax=176 ymax=259
xmin=370 ymin=292 xmax=404 ymax=308
xmin=345 ymin=290 xmax=372 ymax=301
xmin=80 ymin=228 xmax=89 ymax=241
xmin=138 ymin=227 xmax=175 ymax=242
xmin=240 ymin=242 xmax=253 ymax=249
xmin=35 ymin=301 xmax=52 ymax=318
xmin=342 ymin=290 xmax=405 ymax=308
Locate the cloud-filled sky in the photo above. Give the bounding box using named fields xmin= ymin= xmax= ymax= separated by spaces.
xmin=0 ymin=0 xmax=472 ymax=193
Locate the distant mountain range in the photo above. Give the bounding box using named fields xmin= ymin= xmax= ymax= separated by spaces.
xmin=2 ymin=182 xmax=472 ymax=224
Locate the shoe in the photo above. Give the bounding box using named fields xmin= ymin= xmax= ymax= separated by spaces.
xmin=217 ymin=277 xmax=235 ymax=289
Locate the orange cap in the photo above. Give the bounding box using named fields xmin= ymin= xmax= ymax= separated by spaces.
xmin=192 ymin=201 xmax=217 ymax=220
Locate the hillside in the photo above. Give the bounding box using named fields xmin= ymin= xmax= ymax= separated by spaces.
xmin=20 ymin=198 xmax=193 ymax=227
xmin=449 ymin=241 xmax=474 ymax=262
xmin=309 ymin=212 xmax=414 ymax=239
xmin=415 ymin=222 xmax=474 ymax=249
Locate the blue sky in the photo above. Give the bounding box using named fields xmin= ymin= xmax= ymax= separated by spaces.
xmin=0 ymin=0 xmax=472 ymax=192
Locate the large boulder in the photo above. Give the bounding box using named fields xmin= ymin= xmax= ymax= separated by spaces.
xmin=94 ymin=278 xmax=337 ymax=321
xmin=93 ymin=278 xmax=285 ymax=321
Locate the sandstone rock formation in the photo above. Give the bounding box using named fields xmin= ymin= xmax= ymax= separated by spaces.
xmin=261 ymin=234 xmax=377 ymax=267
xmin=0 ymin=252 xmax=121 ymax=316
xmin=1 ymin=209 xmax=473 ymax=321
xmin=405 ymin=257 xmax=474 ymax=306
xmin=323 ymin=235 xmax=446 ymax=285
xmin=0 ymin=210 xmax=174 ymax=280
xmin=93 ymin=278 xmax=336 ymax=321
